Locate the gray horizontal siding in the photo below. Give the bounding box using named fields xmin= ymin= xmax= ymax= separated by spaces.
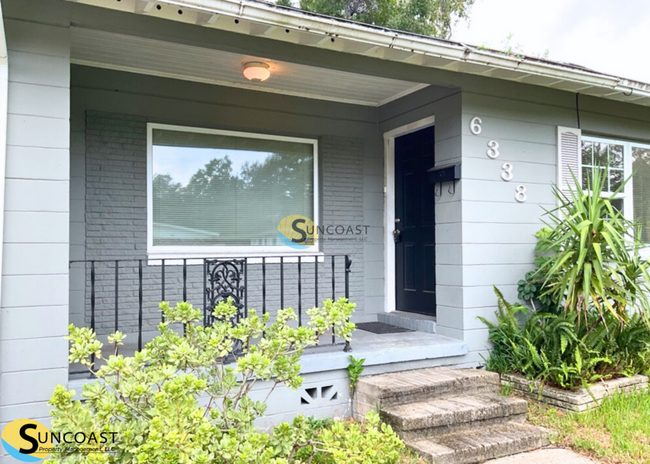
xmin=458 ymin=83 xmax=650 ymax=354
xmin=0 ymin=0 xmax=71 ymax=444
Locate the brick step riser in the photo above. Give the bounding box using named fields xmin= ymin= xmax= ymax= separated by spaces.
xmin=391 ymin=413 xmax=527 ymax=441
xmin=364 ymin=383 xmax=501 ymax=409
xmin=382 ymin=396 xmax=527 ymax=432
xmin=408 ymin=427 xmax=550 ymax=464
xmin=383 ymin=395 xmax=528 ymax=433
xmin=356 ymin=369 xmax=501 ymax=406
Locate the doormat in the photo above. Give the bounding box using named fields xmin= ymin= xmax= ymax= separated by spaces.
xmin=356 ymin=322 xmax=414 ymax=334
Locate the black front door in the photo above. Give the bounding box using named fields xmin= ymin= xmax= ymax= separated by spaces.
xmin=394 ymin=126 xmax=436 ymax=315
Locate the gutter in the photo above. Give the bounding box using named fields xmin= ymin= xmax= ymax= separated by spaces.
xmin=0 ymin=0 xmax=7 ymax=308
xmin=159 ymin=0 xmax=650 ymax=99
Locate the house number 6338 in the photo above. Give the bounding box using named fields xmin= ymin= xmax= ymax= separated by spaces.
xmin=470 ymin=116 xmax=527 ymax=202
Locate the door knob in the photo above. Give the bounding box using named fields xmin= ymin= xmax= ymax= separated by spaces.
xmin=392 ymin=229 xmax=401 ymax=243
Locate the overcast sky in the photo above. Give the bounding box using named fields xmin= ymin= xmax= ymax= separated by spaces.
xmin=451 ymin=0 xmax=650 ymax=83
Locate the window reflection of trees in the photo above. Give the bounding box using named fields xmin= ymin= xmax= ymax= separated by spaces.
xmin=153 ymin=153 xmax=313 ymax=246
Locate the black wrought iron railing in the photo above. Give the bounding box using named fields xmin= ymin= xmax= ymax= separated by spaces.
xmin=69 ymin=254 xmax=352 ymax=374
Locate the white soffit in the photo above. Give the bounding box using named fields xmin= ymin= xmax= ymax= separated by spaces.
xmin=70 ymin=27 xmax=427 ymax=106
xmin=64 ymin=0 xmax=650 ymax=108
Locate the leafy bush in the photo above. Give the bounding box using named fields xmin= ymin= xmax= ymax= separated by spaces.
xmin=481 ymin=287 xmax=650 ymax=390
xmin=482 ymin=170 xmax=650 ymax=390
xmin=517 ymin=229 xmax=562 ymax=314
xmin=347 ymin=355 xmax=366 ymax=391
xmin=46 ymin=298 xmax=406 ymax=464
xmin=273 ymin=412 xmax=404 ymax=464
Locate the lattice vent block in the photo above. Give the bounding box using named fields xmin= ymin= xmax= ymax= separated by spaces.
xmin=299 ymin=384 xmax=340 ymax=406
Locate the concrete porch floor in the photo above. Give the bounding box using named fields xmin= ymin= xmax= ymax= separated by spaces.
xmin=70 ymin=327 xmax=468 ymax=379
xmin=301 ymin=329 xmax=468 ymax=375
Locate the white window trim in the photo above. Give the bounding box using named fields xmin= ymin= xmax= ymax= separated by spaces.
xmin=581 ymin=135 xmax=650 ymax=256
xmin=146 ymin=123 xmax=320 ymax=259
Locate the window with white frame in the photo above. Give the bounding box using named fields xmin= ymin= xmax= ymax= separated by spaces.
xmin=147 ymin=124 xmax=318 ymax=256
xmin=580 ymin=135 xmax=650 ymax=243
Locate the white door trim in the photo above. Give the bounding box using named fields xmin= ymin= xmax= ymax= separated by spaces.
xmin=0 ymin=2 xmax=7 ymax=308
xmin=383 ymin=116 xmax=436 ymax=313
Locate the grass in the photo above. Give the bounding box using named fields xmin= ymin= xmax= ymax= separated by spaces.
xmin=527 ymin=388 xmax=650 ymax=464
xmin=499 ymin=381 xmax=514 ymax=397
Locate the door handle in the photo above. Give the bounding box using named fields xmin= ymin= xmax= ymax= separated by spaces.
xmin=392 ymin=229 xmax=401 ymax=243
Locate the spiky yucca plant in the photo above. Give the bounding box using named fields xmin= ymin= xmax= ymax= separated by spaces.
xmin=536 ymin=169 xmax=650 ymax=324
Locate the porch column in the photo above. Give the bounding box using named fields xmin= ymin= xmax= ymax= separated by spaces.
xmin=0 ymin=0 xmax=71 ymax=451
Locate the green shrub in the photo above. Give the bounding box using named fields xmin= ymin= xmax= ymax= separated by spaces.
xmin=272 ymin=412 xmax=404 ymax=464
xmin=517 ymin=229 xmax=562 ymax=314
xmin=347 ymin=355 xmax=366 ymax=391
xmin=482 ymin=287 xmax=650 ymax=390
xmin=482 ymin=170 xmax=650 ymax=390
xmin=46 ymin=298 xmax=405 ymax=464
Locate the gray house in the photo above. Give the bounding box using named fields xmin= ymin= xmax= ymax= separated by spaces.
xmin=2 ymin=0 xmax=650 ymax=451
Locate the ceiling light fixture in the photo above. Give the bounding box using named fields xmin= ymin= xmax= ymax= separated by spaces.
xmin=243 ymin=62 xmax=271 ymax=82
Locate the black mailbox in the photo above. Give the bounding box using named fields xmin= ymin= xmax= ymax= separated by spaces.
xmin=427 ymin=162 xmax=461 ymax=184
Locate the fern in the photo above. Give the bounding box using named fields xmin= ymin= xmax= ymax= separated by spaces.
xmin=482 ymin=287 xmax=650 ymax=391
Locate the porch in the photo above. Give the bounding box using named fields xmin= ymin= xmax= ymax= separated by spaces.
xmin=68 ymin=325 xmax=466 ymax=426
xmin=68 ymin=252 xmax=467 ymax=377
xmin=59 ymin=0 xmax=477 ymax=404
xmin=66 ymin=14 xmax=470 ymax=370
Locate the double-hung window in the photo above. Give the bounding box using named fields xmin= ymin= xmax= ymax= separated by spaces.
xmin=580 ymin=137 xmax=629 ymax=214
xmin=147 ymin=123 xmax=319 ymax=258
xmin=573 ymin=134 xmax=650 ymax=245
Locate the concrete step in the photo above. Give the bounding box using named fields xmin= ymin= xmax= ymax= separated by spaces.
xmin=407 ymin=422 xmax=550 ymax=464
xmin=381 ymin=393 xmax=528 ymax=440
xmin=378 ymin=311 xmax=437 ymax=334
xmin=356 ymin=368 xmax=500 ymax=409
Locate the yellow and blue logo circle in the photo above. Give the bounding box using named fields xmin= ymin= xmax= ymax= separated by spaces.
xmin=1 ymin=419 xmax=51 ymax=462
xmin=277 ymin=215 xmax=318 ymax=249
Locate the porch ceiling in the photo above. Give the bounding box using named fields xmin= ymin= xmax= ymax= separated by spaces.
xmin=64 ymin=0 xmax=650 ymax=108
xmin=70 ymin=27 xmax=427 ymax=107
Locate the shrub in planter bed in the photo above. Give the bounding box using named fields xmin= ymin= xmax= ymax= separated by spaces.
xmin=482 ymin=169 xmax=650 ymax=391
xmin=481 ymin=288 xmax=650 ymax=390
xmin=46 ymin=298 xmax=405 ymax=464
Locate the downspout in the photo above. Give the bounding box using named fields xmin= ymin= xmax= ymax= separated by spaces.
xmin=0 ymin=1 xmax=8 ymax=308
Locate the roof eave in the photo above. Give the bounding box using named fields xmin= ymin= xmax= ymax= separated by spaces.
xmin=64 ymin=0 xmax=650 ymax=105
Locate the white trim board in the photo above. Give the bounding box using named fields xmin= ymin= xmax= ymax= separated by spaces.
xmin=0 ymin=1 xmax=8 ymax=308
xmin=383 ymin=116 xmax=436 ymax=313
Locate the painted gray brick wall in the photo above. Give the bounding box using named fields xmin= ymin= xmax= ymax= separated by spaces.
xmin=82 ymin=111 xmax=364 ymax=336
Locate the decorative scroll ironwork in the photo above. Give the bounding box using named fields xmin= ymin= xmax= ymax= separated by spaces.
xmin=204 ymin=258 xmax=246 ymax=326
